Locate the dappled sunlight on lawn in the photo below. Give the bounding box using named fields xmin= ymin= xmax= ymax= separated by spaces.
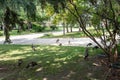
xmin=0 ymin=44 xmax=105 ymax=80
xmin=54 ymin=57 xmax=66 ymax=62
xmin=36 ymin=67 xmax=43 ymax=72
xmin=0 ymin=50 xmax=25 ymax=61
xmin=20 ymin=46 xmax=32 ymax=51
xmin=0 ymin=48 xmax=34 ymax=61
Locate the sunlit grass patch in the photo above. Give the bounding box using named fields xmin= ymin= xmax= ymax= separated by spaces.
xmin=40 ymin=30 xmax=102 ymax=38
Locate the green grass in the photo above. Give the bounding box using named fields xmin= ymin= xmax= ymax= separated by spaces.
xmin=0 ymin=30 xmax=35 ymax=36
xmin=10 ymin=30 xmax=36 ymax=35
xmin=0 ymin=27 xmax=62 ymax=37
xmin=41 ymin=30 xmax=102 ymax=38
xmin=0 ymin=44 xmax=105 ymax=80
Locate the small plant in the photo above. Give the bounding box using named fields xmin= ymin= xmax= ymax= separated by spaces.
xmin=32 ymin=23 xmax=45 ymax=32
xmin=50 ymin=25 xmax=58 ymax=30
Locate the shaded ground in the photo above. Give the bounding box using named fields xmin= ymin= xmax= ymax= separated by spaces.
xmin=0 ymin=58 xmax=107 ymax=80
xmin=0 ymin=45 xmax=108 ymax=80
xmin=1 ymin=45 xmax=119 ymax=80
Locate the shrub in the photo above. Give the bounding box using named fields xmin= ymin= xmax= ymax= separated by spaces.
xmin=50 ymin=25 xmax=58 ymax=30
xmin=32 ymin=23 xmax=45 ymax=32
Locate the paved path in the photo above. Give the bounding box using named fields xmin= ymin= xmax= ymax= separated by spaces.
xmin=0 ymin=31 xmax=100 ymax=47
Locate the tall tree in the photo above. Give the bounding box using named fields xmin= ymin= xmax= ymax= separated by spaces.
xmin=44 ymin=0 xmax=120 ymax=63
xmin=0 ymin=0 xmax=36 ymax=43
xmin=64 ymin=0 xmax=120 ymax=62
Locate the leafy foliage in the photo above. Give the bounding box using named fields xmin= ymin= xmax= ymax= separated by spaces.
xmin=32 ymin=23 xmax=45 ymax=32
xmin=59 ymin=0 xmax=120 ymax=62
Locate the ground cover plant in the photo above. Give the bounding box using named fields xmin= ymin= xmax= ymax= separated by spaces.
xmin=0 ymin=44 xmax=108 ymax=80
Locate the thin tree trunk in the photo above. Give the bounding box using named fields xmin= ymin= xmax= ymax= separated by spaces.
xmin=63 ymin=23 xmax=65 ymax=35
xmin=113 ymin=44 xmax=118 ymax=62
xmin=66 ymin=24 xmax=69 ymax=33
xmin=79 ymin=27 xmax=82 ymax=31
xmin=3 ymin=24 xmax=11 ymax=44
xmin=70 ymin=25 xmax=73 ymax=32
xmin=3 ymin=7 xmax=12 ymax=44
xmin=108 ymin=44 xmax=119 ymax=63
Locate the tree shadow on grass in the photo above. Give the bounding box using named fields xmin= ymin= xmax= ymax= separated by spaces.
xmin=0 ymin=44 xmax=105 ymax=80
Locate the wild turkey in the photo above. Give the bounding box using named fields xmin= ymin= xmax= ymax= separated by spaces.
xmin=93 ymin=46 xmax=99 ymax=50
xmin=31 ymin=44 xmax=36 ymax=51
xmin=17 ymin=59 xmax=23 ymax=66
xmin=84 ymin=43 xmax=92 ymax=60
xmin=59 ymin=43 xmax=62 ymax=46
xmin=26 ymin=61 xmax=38 ymax=68
xmin=68 ymin=40 xmax=71 ymax=44
xmin=56 ymin=39 xmax=59 ymax=43
xmin=87 ymin=43 xmax=92 ymax=46
xmin=84 ymin=46 xmax=89 ymax=60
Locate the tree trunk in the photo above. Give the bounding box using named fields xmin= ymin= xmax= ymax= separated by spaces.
xmin=108 ymin=53 xmax=114 ymax=63
xmin=66 ymin=24 xmax=69 ymax=33
xmin=108 ymin=44 xmax=119 ymax=63
xmin=63 ymin=23 xmax=65 ymax=35
xmin=113 ymin=44 xmax=118 ymax=62
xmin=79 ymin=27 xmax=82 ymax=31
xmin=27 ymin=21 xmax=32 ymax=31
xmin=70 ymin=25 xmax=73 ymax=32
xmin=3 ymin=7 xmax=12 ymax=44
xmin=3 ymin=24 xmax=11 ymax=44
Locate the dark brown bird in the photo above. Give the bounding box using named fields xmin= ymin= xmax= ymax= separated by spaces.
xmin=84 ymin=47 xmax=89 ymax=60
xmin=68 ymin=40 xmax=71 ymax=44
xmin=26 ymin=61 xmax=38 ymax=68
xmin=87 ymin=43 xmax=92 ymax=46
xmin=93 ymin=46 xmax=99 ymax=49
xmin=59 ymin=43 xmax=62 ymax=46
xmin=56 ymin=39 xmax=59 ymax=43
xmin=31 ymin=44 xmax=36 ymax=51
xmin=17 ymin=59 xmax=23 ymax=66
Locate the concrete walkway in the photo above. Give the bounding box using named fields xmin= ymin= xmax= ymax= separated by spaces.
xmin=0 ymin=32 xmax=100 ymax=47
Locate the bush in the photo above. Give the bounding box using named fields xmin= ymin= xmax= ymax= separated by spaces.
xmin=32 ymin=23 xmax=45 ymax=32
xmin=50 ymin=25 xmax=58 ymax=30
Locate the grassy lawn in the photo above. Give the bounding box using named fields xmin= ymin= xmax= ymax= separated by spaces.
xmin=41 ymin=30 xmax=101 ymax=38
xmin=40 ymin=31 xmax=86 ymax=38
xmin=10 ymin=30 xmax=36 ymax=35
xmin=0 ymin=44 xmax=106 ymax=80
xmin=0 ymin=27 xmax=62 ymax=37
xmin=0 ymin=30 xmax=35 ymax=36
